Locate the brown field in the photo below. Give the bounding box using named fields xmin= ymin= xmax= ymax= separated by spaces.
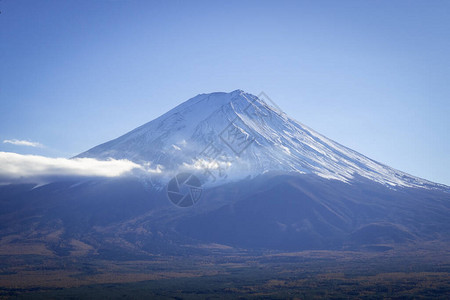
xmin=0 ymin=244 xmax=449 ymax=298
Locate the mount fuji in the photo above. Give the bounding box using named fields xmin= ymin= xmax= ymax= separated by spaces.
xmin=0 ymin=90 xmax=449 ymax=256
xmin=77 ymin=90 xmax=445 ymax=190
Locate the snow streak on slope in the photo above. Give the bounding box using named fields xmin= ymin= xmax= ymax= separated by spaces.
xmin=77 ymin=90 xmax=444 ymax=190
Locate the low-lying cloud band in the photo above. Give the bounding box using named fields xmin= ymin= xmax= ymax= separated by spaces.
xmin=0 ymin=152 xmax=143 ymax=183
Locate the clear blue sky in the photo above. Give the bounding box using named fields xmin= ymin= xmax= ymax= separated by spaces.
xmin=1 ymin=0 xmax=449 ymax=185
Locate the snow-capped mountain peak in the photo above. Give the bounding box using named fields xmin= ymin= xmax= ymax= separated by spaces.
xmin=77 ymin=90 xmax=444 ymax=190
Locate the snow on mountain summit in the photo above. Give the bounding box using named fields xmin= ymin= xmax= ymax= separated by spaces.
xmin=77 ymin=90 xmax=443 ymax=190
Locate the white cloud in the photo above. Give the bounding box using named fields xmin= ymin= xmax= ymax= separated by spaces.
xmin=3 ymin=139 xmax=44 ymax=148
xmin=0 ymin=152 xmax=146 ymax=183
xmin=182 ymin=158 xmax=232 ymax=171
